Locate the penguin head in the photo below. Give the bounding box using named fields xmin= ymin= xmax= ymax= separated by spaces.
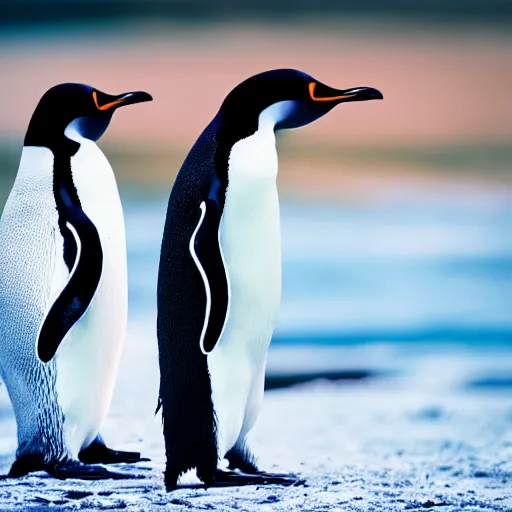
xmin=25 ymin=83 xmax=152 ymax=153
xmin=219 ymin=69 xmax=383 ymax=135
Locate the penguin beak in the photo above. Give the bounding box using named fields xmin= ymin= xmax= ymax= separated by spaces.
xmin=309 ymin=82 xmax=383 ymax=104
xmin=114 ymin=91 xmax=153 ymax=108
xmin=93 ymin=90 xmax=153 ymax=111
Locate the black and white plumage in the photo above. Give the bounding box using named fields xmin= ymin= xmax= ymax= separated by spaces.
xmin=157 ymin=69 xmax=383 ymax=489
xmin=0 ymin=83 xmax=152 ymax=479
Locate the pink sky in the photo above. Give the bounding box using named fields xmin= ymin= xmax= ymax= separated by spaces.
xmin=1 ymin=23 xmax=511 ymax=149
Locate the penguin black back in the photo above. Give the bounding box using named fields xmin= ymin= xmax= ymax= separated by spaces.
xmin=157 ymin=117 xmax=226 ymax=484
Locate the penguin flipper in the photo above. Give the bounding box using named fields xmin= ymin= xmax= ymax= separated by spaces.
xmin=190 ymin=189 xmax=230 ymax=354
xmin=37 ymin=208 xmax=103 ymax=363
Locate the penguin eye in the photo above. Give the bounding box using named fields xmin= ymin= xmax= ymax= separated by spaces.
xmin=308 ymin=82 xmax=357 ymax=102
xmin=92 ymin=91 xmax=125 ymax=111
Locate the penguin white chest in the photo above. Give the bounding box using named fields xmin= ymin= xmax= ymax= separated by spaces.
xmin=55 ymin=136 xmax=128 ymax=456
xmin=208 ymin=125 xmax=282 ymax=456
xmin=221 ymin=127 xmax=282 ymax=342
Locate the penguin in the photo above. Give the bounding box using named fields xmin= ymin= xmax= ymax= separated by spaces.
xmin=157 ymin=68 xmax=383 ymax=490
xmin=0 ymin=83 xmax=152 ymax=479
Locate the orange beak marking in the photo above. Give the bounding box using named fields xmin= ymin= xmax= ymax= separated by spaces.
xmin=309 ymin=82 xmax=357 ymax=102
xmin=92 ymin=91 xmax=126 ymax=111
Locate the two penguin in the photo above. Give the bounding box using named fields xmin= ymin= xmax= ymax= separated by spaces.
xmin=0 ymin=70 xmax=382 ymax=487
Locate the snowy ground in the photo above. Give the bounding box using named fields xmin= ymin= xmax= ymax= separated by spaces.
xmin=1 ymin=319 xmax=511 ymax=511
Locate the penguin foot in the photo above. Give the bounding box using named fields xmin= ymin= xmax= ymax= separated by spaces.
xmin=48 ymin=460 xmax=142 ymax=480
xmin=79 ymin=434 xmax=148 ymax=465
xmin=163 ymin=468 xmax=304 ymax=491
xmin=212 ymin=469 xmax=305 ymax=488
xmin=7 ymin=455 xmax=45 ymax=478
xmin=79 ymin=445 xmax=148 ymax=465
xmin=8 ymin=454 xmax=45 ymax=478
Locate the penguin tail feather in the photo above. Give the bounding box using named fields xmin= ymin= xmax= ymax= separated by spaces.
xmin=155 ymin=397 xmax=162 ymax=417
xmin=226 ymin=441 xmax=259 ymax=474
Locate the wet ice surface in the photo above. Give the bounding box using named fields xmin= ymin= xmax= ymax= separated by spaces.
xmin=1 ymin=323 xmax=511 ymax=511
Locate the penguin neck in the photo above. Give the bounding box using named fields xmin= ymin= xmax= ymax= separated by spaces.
xmin=258 ymin=101 xmax=296 ymax=131
xmin=218 ymin=100 xmax=295 ymax=142
xmin=63 ymin=122 xmax=105 ymax=175
xmin=64 ymin=122 xmax=90 ymax=146
xmin=226 ymin=112 xmax=279 ymax=187
xmin=219 ymin=100 xmax=296 ymax=181
xmin=19 ymin=123 xmax=83 ymax=199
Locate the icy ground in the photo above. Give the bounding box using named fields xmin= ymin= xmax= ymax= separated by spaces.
xmin=1 ymin=322 xmax=511 ymax=511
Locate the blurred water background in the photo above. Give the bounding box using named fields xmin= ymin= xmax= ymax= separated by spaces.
xmin=0 ymin=0 xmax=511 ymax=383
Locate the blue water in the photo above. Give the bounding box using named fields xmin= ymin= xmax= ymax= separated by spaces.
xmin=124 ymin=189 xmax=512 ymax=346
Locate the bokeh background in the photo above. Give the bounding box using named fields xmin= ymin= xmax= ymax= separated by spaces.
xmin=1 ymin=2 xmax=511 ymax=402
